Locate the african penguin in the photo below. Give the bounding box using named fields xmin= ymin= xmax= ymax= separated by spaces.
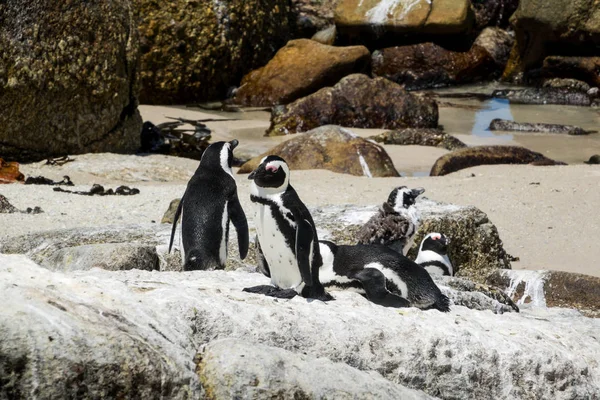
xmin=169 ymin=140 xmax=249 ymax=270
xmin=319 ymin=241 xmax=450 ymax=311
xmin=415 ymin=232 xmax=454 ymax=277
xmin=356 ymin=186 xmax=425 ymax=255
xmin=242 ymin=155 xmax=332 ymax=301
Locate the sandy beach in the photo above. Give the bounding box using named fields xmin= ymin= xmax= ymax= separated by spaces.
xmin=1 ymin=149 xmax=599 ymax=277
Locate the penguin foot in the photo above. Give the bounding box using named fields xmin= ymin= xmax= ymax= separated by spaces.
xmin=243 ymin=285 xmax=298 ymax=299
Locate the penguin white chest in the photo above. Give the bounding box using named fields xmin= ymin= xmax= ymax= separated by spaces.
xmin=254 ymin=203 xmax=303 ymax=291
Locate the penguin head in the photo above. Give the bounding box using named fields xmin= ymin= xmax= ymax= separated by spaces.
xmin=386 ymin=186 xmax=425 ymax=213
xmin=199 ymin=140 xmax=238 ymax=173
xmin=419 ymin=232 xmax=450 ymax=255
xmin=248 ymin=155 xmax=290 ymax=192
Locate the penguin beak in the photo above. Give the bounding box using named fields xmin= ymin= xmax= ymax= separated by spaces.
xmin=248 ymin=170 xmax=256 ymax=180
xmin=412 ymin=187 xmax=425 ymax=197
xmin=248 ymin=163 xmax=263 ymax=180
xmin=229 ymin=139 xmax=239 ymax=150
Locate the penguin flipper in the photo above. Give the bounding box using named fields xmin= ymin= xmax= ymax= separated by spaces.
xmin=255 ymin=237 xmax=271 ymax=278
xmin=243 ymin=285 xmax=297 ymax=299
xmin=168 ymin=197 xmax=184 ymax=253
xmin=354 ymin=268 xmax=411 ymax=308
xmin=295 ymin=219 xmax=314 ymax=288
xmin=228 ymin=194 xmax=249 ymax=259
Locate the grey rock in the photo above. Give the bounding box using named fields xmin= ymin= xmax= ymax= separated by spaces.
xmin=542 ymin=78 xmax=591 ymax=92
xmin=473 ymin=27 xmax=514 ymax=67
xmin=2 ymin=254 xmax=600 ymax=400
xmin=489 ymin=118 xmax=592 ymax=135
xmin=198 ymin=339 xmax=435 ymax=400
xmin=370 ymin=128 xmax=467 ymax=151
xmin=0 ymin=194 xmax=18 ymax=213
xmin=492 ymin=87 xmax=593 ymax=106
xmin=434 ymin=275 xmax=519 ymax=314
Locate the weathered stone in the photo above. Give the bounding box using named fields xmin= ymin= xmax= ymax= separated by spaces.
xmin=542 ymin=78 xmax=591 ymax=92
xmin=311 ymin=25 xmax=337 ymax=45
xmin=492 ymin=87 xmax=594 ymax=106
xmin=585 ymin=155 xmax=600 ymax=164
xmin=291 ymin=0 xmax=338 ymax=37
xmin=541 ymin=56 xmax=600 ymax=88
xmin=161 ymin=198 xmax=181 ymax=224
xmin=372 ymin=43 xmax=496 ymax=90
xmin=239 ymin=125 xmax=399 ymax=177
xmin=266 ymin=74 xmax=438 ymax=136
xmin=0 ymin=159 xmax=24 ymax=184
xmin=2 ymin=255 xmax=600 ymax=399
xmin=233 ymin=39 xmax=370 ymax=107
xmin=335 ymin=0 xmax=474 ymax=35
xmin=489 ymin=119 xmax=592 ymax=135
xmin=134 ymin=0 xmax=293 ymax=104
xmin=198 ymin=339 xmax=435 ymax=400
xmin=487 ymin=269 xmax=600 ymax=318
xmin=473 ymin=27 xmax=514 ymax=68
xmin=435 ymin=275 xmax=519 ymax=314
xmin=0 ymin=0 xmax=142 ymax=162
xmin=0 ymin=194 xmax=18 ymax=213
xmin=472 ymin=0 xmax=518 ymax=29
xmin=430 ymin=146 xmax=566 ymax=176
xmin=503 ymin=0 xmax=600 ymax=81
xmin=370 ymin=129 xmax=466 ymax=151
xmin=41 ymin=243 xmax=159 ymax=272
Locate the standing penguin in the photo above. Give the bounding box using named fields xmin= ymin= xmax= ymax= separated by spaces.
xmin=356 ymin=186 xmax=425 ymax=255
xmin=319 ymin=241 xmax=450 ymax=311
xmin=242 ymin=156 xmax=332 ymax=301
xmin=169 ymin=140 xmax=249 ymax=270
xmin=415 ymin=233 xmax=454 ymax=277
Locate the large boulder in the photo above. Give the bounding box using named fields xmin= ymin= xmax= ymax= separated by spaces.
xmin=232 ymin=39 xmax=371 ymax=107
xmin=199 ymin=339 xmax=434 ymax=399
xmin=239 ymin=125 xmax=400 ymax=177
xmin=0 ymin=0 xmax=142 ymax=162
xmin=541 ymin=56 xmax=600 ymax=88
xmin=266 ymin=74 xmax=438 ymax=136
xmin=335 ymin=0 xmax=474 ymax=35
xmin=503 ymin=0 xmax=600 ymax=81
xmin=2 ymin=254 xmax=600 ymax=399
xmin=430 ymin=146 xmax=567 ymax=176
xmin=372 ymin=28 xmax=513 ymax=90
xmin=134 ymin=0 xmax=293 ymax=104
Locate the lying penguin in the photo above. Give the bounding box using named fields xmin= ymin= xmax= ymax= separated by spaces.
xmin=415 ymin=232 xmax=454 ymax=277
xmin=356 ymin=186 xmax=425 ymax=255
xmin=319 ymin=240 xmax=450 ymax=311
xmin=169 ymin=140 xmax=249 ymax=270
xmin=242 ymin=156 xmax=332 ymax=301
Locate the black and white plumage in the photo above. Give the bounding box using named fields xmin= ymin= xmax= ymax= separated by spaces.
xmin=243 ymin=156 xmax=332 ymax=301
xmin=415 ymin=232 xmax=454 ymax=277
xmin=356 ymin=186 xmax=425 ymax=255
xmin=319 ymin=240 xmax=450 ymax=312
xmin=169 ymin=140 xmax=249 ymax=270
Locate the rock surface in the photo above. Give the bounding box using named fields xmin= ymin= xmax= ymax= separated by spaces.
xmin=492 ymin=87 xmax=595 ymax=106
xmin=0 ymin=194 xmax=18 ymax=213
xmin=372 ymin=43 xmax=496 ymax=90
xmin=0 ymin=159 xmax=24 ymax=184
xmin=487 ymin=269 xmax=600 ymax=318
xmin=370 ymin=129 xmax=466 ymax=151
xmin=430 ymin=146 xmax=567 ymax=176
xmin=473 ymin=27 xmax=514 ymax=68
xmin=472 ymin=0 xmax=518 ymax=29
xmin=503 ymin=0 xmax=600 ymax=81
xmin=335 ymin=0 xmax=474 ymax=35
xmin=0 ymin=0 xmax=142 ymax=162
xmin=489 ymin=119 xmax=592 ymax=135
xmin=198 ymin=339 xmax=434 ymax=400
xmin=239 ymin=125 xmax=400 ymax=177
xmin=541 ymin=56 xmax=600 ymax=88
xmin=266 ymin=74 xmax=439 ymax=136
xmin=233 ymin=39 xmax=370 ymax=107
xmin=290 ymin=0 xmax=338 ymax=37
xmin=2 ymin=254 xmax=600 ymax=400
xmin=134 ymin=0 xmax=293 ymax=104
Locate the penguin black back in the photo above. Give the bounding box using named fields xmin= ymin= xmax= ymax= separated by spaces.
xmin=169 ymin=140 xmax=248 ymax=270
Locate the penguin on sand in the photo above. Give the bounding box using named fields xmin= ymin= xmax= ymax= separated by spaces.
xmin=415 ymin=232 xmax=454 ymax=277
xmin=242 ymin=156 xmax=332 ymax=301
xmin=169 ymin=140 xmax=248 ymax=270
xmin=356 ymin=186 xmax=425 ymax=255
xmin=319 ymin=241 xmax=450 ymax=311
